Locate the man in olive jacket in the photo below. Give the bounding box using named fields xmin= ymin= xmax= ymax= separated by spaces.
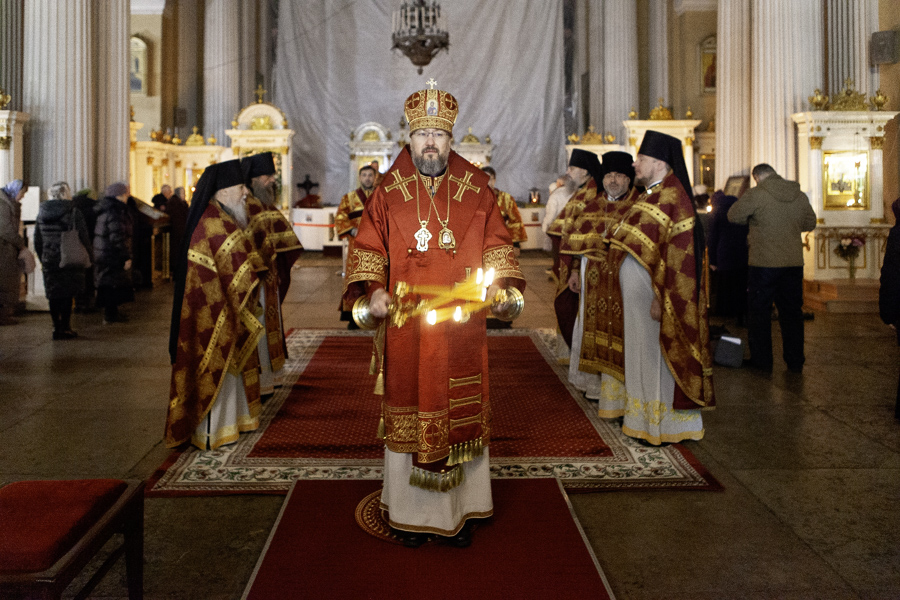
xmin=728 ymin=163 xmax=817 ymax=373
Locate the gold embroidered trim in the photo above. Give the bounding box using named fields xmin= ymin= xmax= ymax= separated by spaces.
xmin=188 ymin=248 xmax=216 ymax=272
xmin=669 ymin=216 xmax=695 ymax=238
xmin=347 ymin=249 xmax=389 ymax=286
xmin=633 ymin=201 xmax=672 ymax=228
xmin=482 ymin=245 xmax=524 ymax=280
xmin=450 ymin=414 xmax=482 ymax=429
xmin=615 ymin=224 xmax=656 ymax=253
xmin=450 ymin=393 xmax=482 ymax=409
xmin=449 ymin=373 xmax=482 ymax=389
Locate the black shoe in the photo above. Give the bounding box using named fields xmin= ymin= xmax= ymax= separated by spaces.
xmin=444 ymin=522 xmax=473 ymax=548
xmin=391 ymin=528 xmax=427 ymax=548
xmin=52 ymin=330 xmax=78 ymax=340
xmin=787 ymin=364 xmax=804 ymax=374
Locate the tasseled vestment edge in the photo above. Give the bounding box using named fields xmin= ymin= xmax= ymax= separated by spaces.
xmin=409 ymin=463 xmax=465 ymax=492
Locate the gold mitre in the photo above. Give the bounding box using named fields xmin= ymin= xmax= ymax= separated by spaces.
xmin=404 ymin=80 xmax=459 ymax=134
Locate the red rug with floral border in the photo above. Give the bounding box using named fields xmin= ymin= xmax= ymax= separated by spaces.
xmin=243 ymin=479 xmax=615 ymax=600
xmin=146 ymin=329 xmax=720 ymax=496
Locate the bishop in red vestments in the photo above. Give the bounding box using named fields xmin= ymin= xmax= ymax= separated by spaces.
xmin=343 ymin=84 xmax=524 ymax=548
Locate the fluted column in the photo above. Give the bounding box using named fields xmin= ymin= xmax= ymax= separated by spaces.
xmin=176 ymin=0 xmax=203 ymax=134
xmin=750 ymin=0 xmax=824 ymax=180
xmin=0 ymin=0 xmax=24 ymax=112
xmin=203 ymin=0 xmax=241 ymax=145
xmin=94 ymin=0 xmax=129 ymax=189
xmin=826 ymin=0 xmax=879 ymax=96
xmin=23 ymin=0 xmax=94 ymax=191
xmin=601 ymin=0 xmax=638 ymax=143
xmin=715 ymin=0 xmax=751 ymax=189
xmin=239 ymin=0 xmax=258 ymax=106
xmin=586 ymin=0 xmax=603 ymax=133
xmin=647 ymin=0 xmax=668 ymax=108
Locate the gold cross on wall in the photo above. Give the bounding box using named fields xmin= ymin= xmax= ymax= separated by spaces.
xmin=384 ymin=171 xmax=418 ymax=202
xmin=449 ymin=171 xmax=481 ymax=202
xmin=426 ymin=78 xmax=438 ymax=89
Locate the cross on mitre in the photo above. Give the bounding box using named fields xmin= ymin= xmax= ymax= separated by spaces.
xmin=426 ymin=78 xmax=437 ymax=90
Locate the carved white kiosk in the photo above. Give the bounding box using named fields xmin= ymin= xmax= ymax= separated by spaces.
xmin=226 ymin=93 xmax=295 ymax=210
xmin=348 ymin=122 xmax=393 ymax=191
xmin=792 ymin=108 xmax=897 ymax=311
xmin=793 ymin=110 xmax=898 ymax=282
xmin=623 ymin=119 xmax=702 ymax=186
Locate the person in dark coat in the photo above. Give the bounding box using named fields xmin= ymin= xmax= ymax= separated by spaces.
xmin=707 ymin=191 xmax=750 ymax=325
xmin=72 ymin=188 xmax=98 ymax=311
xmin=127 ymin=195 xmax=156 ymax=289
xmin=94 ymin=182 xmax=134 ymax=323
xmin=878 ymin=197 xmax=900 ymax=420
xmin=151 ymin=184 xmax=173 ymax=211
xmin=34 ymin=182 xmax=91 ymax=339
xmin=166 ymin=187 xmax=189 ymax=276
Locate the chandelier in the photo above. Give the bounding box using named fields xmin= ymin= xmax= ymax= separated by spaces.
xmin=391 ymin=1 xmax=449 ymax=74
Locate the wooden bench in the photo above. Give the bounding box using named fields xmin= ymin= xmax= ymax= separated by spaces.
xmin=0 ymin=479 xmax=144 ymax=599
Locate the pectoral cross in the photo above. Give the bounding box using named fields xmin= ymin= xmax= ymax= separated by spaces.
xmin=426 ymin=78 xmax=438 ymax=89
xmin=255 ymin=84 xmax=267 ymax=103
xmin=415 ymin=226 xmax=432 ymax=252
xmin=385 ymin=171 xmax=417 ymax=202
xmin=450 ymin=171 xmax=481 ymax=202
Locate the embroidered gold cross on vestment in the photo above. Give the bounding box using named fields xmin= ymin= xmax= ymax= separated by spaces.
xmin=449 ymin=171 xmax=481 ymax=202
xmin=385 ymin=171 xmax=417 ymax=202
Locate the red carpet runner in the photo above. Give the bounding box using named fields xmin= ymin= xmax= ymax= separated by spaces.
xmin=147 ymin=329 xmax=719 ymax=496
xmin=243 ymin=479 xmax=615 ymax=600
xmin=249 ymin=335 xmax=613 ymax=459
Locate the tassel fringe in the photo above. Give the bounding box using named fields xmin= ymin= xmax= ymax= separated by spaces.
xmin=409 ymin=464 xmax=464 ymax=492
xmin=446 ymin=438 xmax=484 ymax=466
xmin=376 ymin=416 xmax=385 ymax=440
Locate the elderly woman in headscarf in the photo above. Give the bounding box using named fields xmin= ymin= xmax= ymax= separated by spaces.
xmin=34 ymin=182 xmax=92 ymax=339
xmin=0 ymin=179 xmax=28 ymax=325
xmin=94 ymin=182 xmax=134 ymax=324
xmin=879 ymin=197 xmax=900 ymax=420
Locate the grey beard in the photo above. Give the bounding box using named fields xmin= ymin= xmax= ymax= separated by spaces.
xmin=413 ymin=153 xmax=448 ymax=176
xmin=252 ymin=181 xmax=276 ymax=206
xmin=564 ymin=177 xmax=578 ymax=194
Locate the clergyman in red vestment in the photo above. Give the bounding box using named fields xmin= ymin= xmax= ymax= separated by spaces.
xmin=166 ymin=160 xmax=266 ymax=450
xmin=342 ymin=83 xmax=524 ymax=548
xmin=558 ymin=151 xmax=639 ymax=412
xmin=604 ymin=131 xmax=715 ymax=445
xmin=335 ymin=164 xmax=377 ymax=328
xmin=242 ymin=152 xmax=303 ymax=397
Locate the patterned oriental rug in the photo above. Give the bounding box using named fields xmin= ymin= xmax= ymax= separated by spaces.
xmin=146 ymin=329 xmax=720 ymax=496
xmin=243 ymin=479 xmax=616 ymax=600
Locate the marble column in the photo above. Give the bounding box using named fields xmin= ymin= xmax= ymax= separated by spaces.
xmin=601 ymin=0 xmax=638 ymax=144
xmin=93 ymin=0 xmax=129 ymax=189
xmin=826 ymin=0 xmax=879 ymax=96
xmin=714 ymin=0 xmax=751 ymax=189
xmin=586 ymin=0 xmax=603 ymax=133
xmin=239 ymin=0 xmax=258 ymax=107
xmin=23 ymin=0 xmax=94 ymax=191
xmin=0 ymin=0 xmax=24 ymax=112
xmin=203 ymin=0 xmax=241 ymax=146
xmin=175 ymin=0 xmax=202 ymax=135
xmin=647 ymin=0 xmax=668 ymax=108
xmin=750 ymin=0 xmax=824 ymax=180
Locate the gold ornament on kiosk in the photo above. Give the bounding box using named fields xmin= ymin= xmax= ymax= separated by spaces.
xmin=351 ymin=267 xmax=523 ymax=330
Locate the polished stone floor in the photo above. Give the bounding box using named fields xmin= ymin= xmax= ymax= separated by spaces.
xmin=1 ymin=251 xmax=898 ymax=599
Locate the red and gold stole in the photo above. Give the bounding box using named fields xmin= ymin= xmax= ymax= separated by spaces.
xmin=495 ymin=189 xmax=527 ymax=243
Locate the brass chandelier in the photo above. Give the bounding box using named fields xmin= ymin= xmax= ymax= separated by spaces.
xmin=391 ymin=1 xmax=449 ymax=74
